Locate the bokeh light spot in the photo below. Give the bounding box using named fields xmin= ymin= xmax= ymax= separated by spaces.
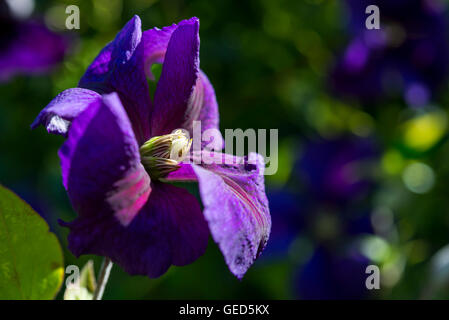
xmin=402 ymin=110 xmax=447 ymax=153
xmin=361 ymin=236 xmax=391 ymax=263
xmin=402 ymin=162 xmax=435 ymax=194
xmin=381 ymin=149 xmax=404 ymax=175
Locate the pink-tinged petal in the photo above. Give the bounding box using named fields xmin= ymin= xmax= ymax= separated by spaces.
xmin=165 ymin=152 xmax=271 ymax=279
xmin=31 ymin=88 xmax=101 ymax=136
xmin=61 ymin=182 xmax=209 ymax=278
xmin=59 ymin=92 xmax=150 ymax=227
xmin=79 ymin=15 xmax=151 ymax=144
xmin=107 ymin=167 xmax=152 ymax=226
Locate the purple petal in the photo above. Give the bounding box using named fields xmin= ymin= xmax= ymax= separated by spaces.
xmin=79 ymin=15 xmax=151 ymax=144
xmin=165 ymin=152 xmax=271 ymax=279
xmin=142 ymin=18 xmax=198 ymax=78
xmin=0 ymin=20 xmax=68 ymax=82
xmin=31 ymin=88 xmax=101 ymax=136
xmin=142 ymin=24 xmax=178 ymax=79
xmin=197 ymin=71 xmax=223 ymax=150
xmin=163 ymin=162 xmax=197 ymax=182
xmin=151 ymin=18 xmax=200 ymax=136
xmin=59 ymin=92 xmax=150 ymax=227
xmin=142 ymin=18 xmax=223 ymax=147
xmin=62 ymin=182 xmax=209 ymax=278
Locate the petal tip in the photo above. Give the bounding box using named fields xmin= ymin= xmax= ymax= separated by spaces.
xmin=182 ymin=16 xmax=200 ymax=25
xmin=30 ymin=117 xmax=40 ymax=130
xmin=130 ymin=14 xmax=142 ymax=27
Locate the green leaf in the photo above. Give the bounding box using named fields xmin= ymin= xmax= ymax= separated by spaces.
xmin=0 ymin=185 xmax=64 ymax=299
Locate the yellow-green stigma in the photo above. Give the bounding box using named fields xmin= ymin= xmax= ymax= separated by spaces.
xmin=140 ymin=129 xmax=192 ymax=179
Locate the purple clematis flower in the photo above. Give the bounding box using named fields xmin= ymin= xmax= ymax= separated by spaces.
xmin=0 ymin=1 xmax=68 ymax=82
xmin=330 ymin=0 xmax=449 ymax=105
xmin=32 ymin=16 xmax=270 ymax=279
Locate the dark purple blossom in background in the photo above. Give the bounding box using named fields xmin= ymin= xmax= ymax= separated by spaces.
xmin=295 ymin=246 xmax=372 ymax=300
xmin=265 ymin=187 xmax=374 ymax=299
xmin=262 ymin=190 xmax=306 ymax=258
xmin=0 ymin=1 xmax=68 ymax=82
xmin=32 ymin=16 xmax=271 ymax=279
xmin=266 ymin=135 xmax=378 ymax=255
xmin=264 ymin=135 xmax=377 ymax=298
xmin=266 ymin=189 xmax=373 ymax=257
xmin=330 ymin=0 xmax=449 ymax=106
xmin=298 ymin=135 xmax=379 ymax=205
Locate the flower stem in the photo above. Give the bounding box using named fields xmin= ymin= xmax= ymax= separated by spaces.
xmin=93 ymin=257 xmax=113 ymax=300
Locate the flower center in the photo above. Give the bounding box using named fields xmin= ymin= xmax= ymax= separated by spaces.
xmin=140 ymin=129 xmax=192 ymax=179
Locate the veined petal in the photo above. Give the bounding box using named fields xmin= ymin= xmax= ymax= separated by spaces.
xmin=79 ymin=15 xmax=151 ymax=144
xmin=59 ymin=92 xmax=151 ymax=227
xmin=61 ymin=182 xmax=209 ymax=278
xmin=31 ymin=88 xmax=101 ymax=136
xmin=164 ymin=152 xmax=271 ymax=279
